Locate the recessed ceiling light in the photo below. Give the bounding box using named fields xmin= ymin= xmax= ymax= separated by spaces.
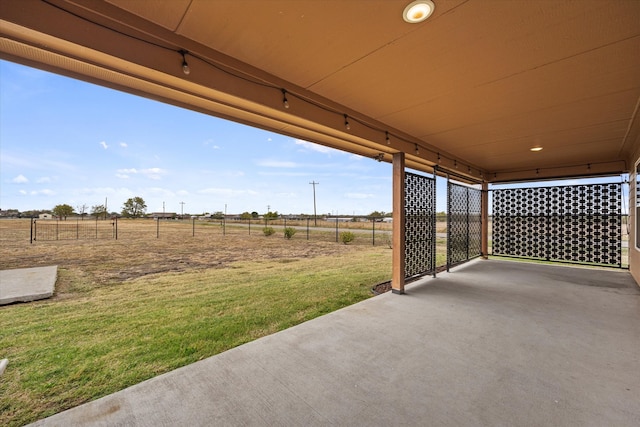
xmin=530 ymin=146 xmax=543 ymax=152
xmin=403 ymin=1 xmax=435 ymax=24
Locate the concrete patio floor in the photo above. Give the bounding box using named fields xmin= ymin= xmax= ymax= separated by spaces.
xmin=31 ymin=259 xmax=640 ymax=426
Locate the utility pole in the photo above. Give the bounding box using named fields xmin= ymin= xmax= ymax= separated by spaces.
xmin=309 ymin=181 xmax=319 ymax=226
xmin=180 ymin=201 xmax=185 ymax=219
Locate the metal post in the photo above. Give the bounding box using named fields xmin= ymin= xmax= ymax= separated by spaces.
xmin=192 ymin=217 xmax=195 ymax=237
xmin=115 ymin=216 xmax=118 ymax=240
xmin=157 ymin=217 xmax=159 ymax=238
xmin=307 ymin=218 xmax=310 ymax=240
xmin=30 ymin=218 xmax=34 ymax=244
xmin=335 ymin=218 xmax=339 ymax=243
xmin=223 ymin=217 xmax=226 ymax=236
xmin=283 ymin=217 xmax=287 ymax=238
xmin=77 ymin=218 xmax=79 ymax=240
xmin=310 ymin=181 xmax=319 ymax=227
xmin=56 ymin=220 xmax=59 ymax=240
xmin=248 ymin=218 xmax=251 ymax=235
xmin=372 ymin=217 xmax=375 ymax=246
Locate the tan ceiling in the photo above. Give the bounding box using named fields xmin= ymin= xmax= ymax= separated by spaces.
xmin=1 ymin=0 xmax=639 ymax=182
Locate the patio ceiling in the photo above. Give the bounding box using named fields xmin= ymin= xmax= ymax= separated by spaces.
xmin=1 ymin=0 xmax=639 ymax=182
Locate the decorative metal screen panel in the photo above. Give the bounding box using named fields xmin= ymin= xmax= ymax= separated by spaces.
xmin=492 ymin=183 xmax=622 ymax=267
xmin=405 ymin=172 xmax=436 ymax=278
xmin=447 ymin=182 xmax=482 ymax=268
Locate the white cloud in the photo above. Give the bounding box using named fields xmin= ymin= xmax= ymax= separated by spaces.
xmin=11 ymin=174 xmax=29 ymax=183
xmin=115 ymin=167 xmax=166 ymax=180
xmin=19 ymin=190 xmax=27 ymax=195
xmin=30 ymin=189 xmax=55 ymax=196
xmin=197 ymin=188 xmax=258 ymax=196
xmin=257 ymin=160 xmax=298 ymax=168
xmin=258 ymin=171 xmax=311 ymax=177
xmin=295 ymin=139 xmax=338 ymax=155
xmin=36 ymin=176 xmax=52 ymax=183
xmin=100 ymin=141 xmax=109 ymax=150
xmin=119 ymin=142 xmax=128 ymax=148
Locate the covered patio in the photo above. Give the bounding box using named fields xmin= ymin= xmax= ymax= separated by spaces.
xmin=32 ymin=259 xmax=640 ymax=426
xmin=1 ymin=1 xmax=639 ymax=424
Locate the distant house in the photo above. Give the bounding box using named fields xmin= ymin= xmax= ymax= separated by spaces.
xmin=38 ymin=213 xmax=53 ymax=220
xmin=151 ymin=212 xmax=176 ymax=220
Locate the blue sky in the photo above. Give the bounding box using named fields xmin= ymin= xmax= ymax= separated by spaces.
xmin=0 ymin=60 xmax=404 ymax=216
xmin=1 ymin=60 xmax=627 ymax=217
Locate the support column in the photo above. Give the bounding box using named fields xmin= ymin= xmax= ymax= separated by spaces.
xmin=392 ymin=152 xmax=406 ymax=294
xmin=481 ymin=181 xmax=489 ymax=258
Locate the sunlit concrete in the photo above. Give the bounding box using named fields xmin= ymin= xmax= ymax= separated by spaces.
xmin=0 ymin=266 xmax=57 ymax=305
xmin=30 ymin=259 xmax=640 ymax=426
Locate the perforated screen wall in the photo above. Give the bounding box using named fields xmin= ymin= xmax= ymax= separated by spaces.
xmin=492 ymin=183 xmax=622 ymax=267
xmin=405 ymin=172 xmax=436 ymax=278
xmin=447 ymin=182 xmax=482 ymax=268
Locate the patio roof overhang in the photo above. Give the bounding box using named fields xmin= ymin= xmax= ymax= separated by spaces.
xmin=0 ymin=0 xmax=639 ymax=184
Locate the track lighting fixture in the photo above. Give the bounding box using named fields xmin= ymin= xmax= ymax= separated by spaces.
xmin=415 ymin=144 xmax=419 ymax=155
xmin=374 ymin=153 xmax=385 ymax=162
xmin=344 ymin=114 xmax=350 ymax=130
xmin=282 ymin=89 xmax=289 ymax=109
xmin=179 ymin=50 xmax=190 ymax=75
xmin=437 ymin=153 xmax=441 ymax=163
xmin=386 ymin=131 xmax=390 ymax=145
xmin=454 ymin=160 xmax=458 ymax=169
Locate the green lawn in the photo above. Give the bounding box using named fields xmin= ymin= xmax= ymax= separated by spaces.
xmin=0 ymin=248 xmax=391 ymax=426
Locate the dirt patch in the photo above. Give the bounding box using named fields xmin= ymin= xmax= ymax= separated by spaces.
xmin=0 ymin=220 xmax=374 ymax=299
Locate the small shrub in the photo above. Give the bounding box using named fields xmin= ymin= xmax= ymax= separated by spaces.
xmin=284 ymin=227 xmax=297 ymax=239
xmin=263 ymin=226 xmax=275 ymax=236
xmin=340 ymin=231 xmax=355 ymax=245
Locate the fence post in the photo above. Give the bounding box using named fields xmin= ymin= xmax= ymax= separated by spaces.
xmin=30 ymin=218 xmax=34 ymax=244
xmin=56 ymin=220 xmax=59 ymax=241
xmin=157 ymin=218 xmax=160 ymax=238
xmin=76 ymin=218 xmax=79 ymax=240
xmin=223 ymin=217 xmax=226 ymax=236
xmin=283 ymin=217 xmax=287 ymax=238
xmin=248 ymin=219 xmax=251 ymax=235
xmin=192 ymin=217 xmax=195 ymax=237
xmin=372 ymin=217 xmax=375 ymax=246
xmin=335 ymin=218 xmax=339 ymax=243
xmin=307 ymin=218 xmax=309 ymax=240
xmin=115 ymin=217 xmax=118 ymax=240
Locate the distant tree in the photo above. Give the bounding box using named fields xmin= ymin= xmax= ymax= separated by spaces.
xmin=91 ymin=204 xmax=108 ymax=220
xmin=240 ymin=212 xmax=252 ymax=220
xmin=251 ymin=211 xmax=259 ymax=219
xmin=52 ymin=204 xmax=74 ymax=220
xmin=121 ymin=197 xmax=147 ymax=218
xmin=369 ymin=211 xmax=386 ymax=220
xmin=264 ymin=211 xmax=279 ymax=220
xmin=210 ymin=211 xmax=224 ymax=219
xmin=77 ymin=204 xmax=88 ymax=220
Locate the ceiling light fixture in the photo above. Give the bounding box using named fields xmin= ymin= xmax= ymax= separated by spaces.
xmin=344 ymin=114 xmax=350 ymax=130
xmin=179 ymin=50 xmax=190 ymax=75
xmin=403 ymin=1 xmax=435 ymax=24
xmin=386 ymin=131 xmax=391 ymax=145
xmin=282 ymin=89 xmax=289 ymax=109
xmin=530 ymin=146 xmax=543 ymax=152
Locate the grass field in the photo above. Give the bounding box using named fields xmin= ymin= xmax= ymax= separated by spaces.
xmin=0 ymin=219 xmax=401 ymax=426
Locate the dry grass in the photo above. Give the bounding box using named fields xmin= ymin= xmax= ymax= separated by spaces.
xmin=0 ymin=219 xmax=394 ymax=426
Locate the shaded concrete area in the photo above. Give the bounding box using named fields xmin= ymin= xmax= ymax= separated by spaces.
xmin=0 ymin=266 xmax=57 ymax=305
xmin=31 ymin=260 xmax=640 ymax=426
